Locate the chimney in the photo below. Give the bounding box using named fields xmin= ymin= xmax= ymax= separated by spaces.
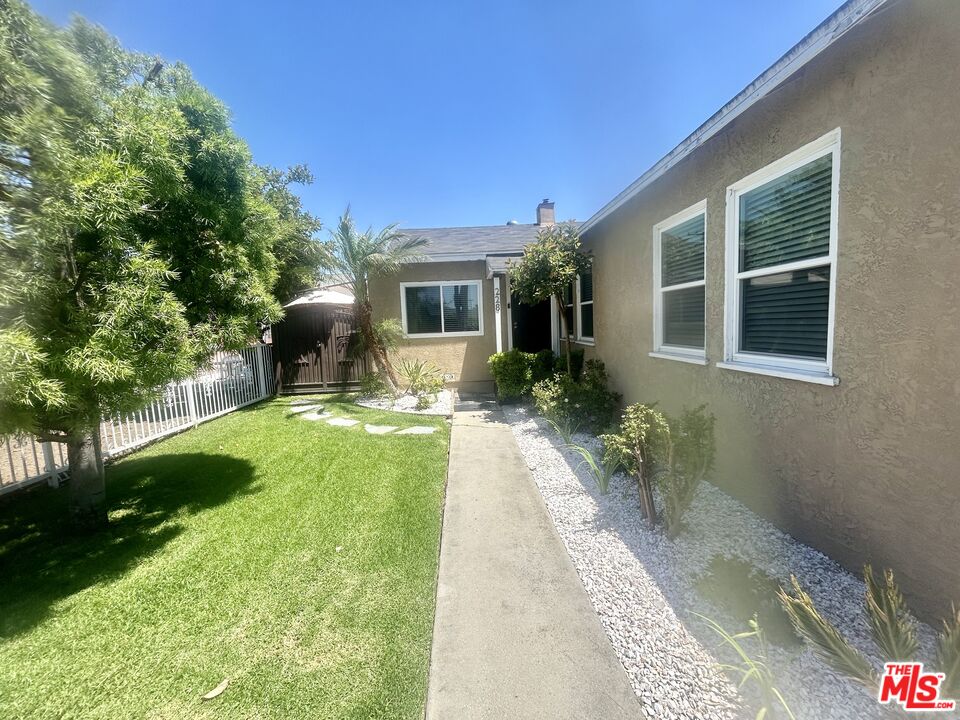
xmin=536 ymin=198 xmax=555 ymax=226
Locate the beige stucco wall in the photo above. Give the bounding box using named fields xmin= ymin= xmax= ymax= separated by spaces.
xmin=584 ymin=0 xmax=960 ymax=619
xmin=369 ymin=261 xmax=509 ymax=392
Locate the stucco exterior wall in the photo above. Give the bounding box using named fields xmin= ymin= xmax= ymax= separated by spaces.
xmin=369 ymin=261 xmax=509 ymax=392
xmin=584 ymin=0 xmax=960 ymax=618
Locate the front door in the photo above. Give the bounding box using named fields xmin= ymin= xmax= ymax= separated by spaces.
xmin=511 ymin=294 xmax=552 ymax=353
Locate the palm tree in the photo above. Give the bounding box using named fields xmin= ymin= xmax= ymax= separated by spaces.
xmin=327 ymin=208 xmax=427 ymax=393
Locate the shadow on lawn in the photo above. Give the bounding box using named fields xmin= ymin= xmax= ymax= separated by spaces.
xmin=0 ymin=452 xmax=257 ymax=638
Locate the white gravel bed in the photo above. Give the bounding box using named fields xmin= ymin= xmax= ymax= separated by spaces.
xmin=503 ymin=404 xmax=938 ymax=720
xmin=356 ymin=389 xmax=452 ymax=416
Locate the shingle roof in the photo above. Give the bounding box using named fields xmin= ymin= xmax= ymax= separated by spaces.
xmin=400 ymin=223 xmax=541 ymax=260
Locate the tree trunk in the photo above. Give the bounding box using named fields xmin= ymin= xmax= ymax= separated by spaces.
xmin=357 ymin=300 xmax=399 ymax=393
xmin=555 ymin=291 xmax=573 ymax=377
xmin=635 ymin=444 xmax=658 ymax=528
xmin=67 ymin=428 xmax=108 ymax=531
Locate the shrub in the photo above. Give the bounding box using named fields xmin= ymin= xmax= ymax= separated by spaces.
xmin=569 ymin=347 xmax=585 ymax=381
xmin=600 ymin=403 xmax=670 ymax=527
xmin=531 ymin=349 xmax=556 ymax=385
xmin=531 ymin=359 xmax=620 ymax=434
xmin=600 ymin=402 xmax=715 ymax=535
xmin=359 ymin=372 xmax=390 ymax=398
xmin=397 ymin=358 xmax=444 ymax=395
xmin=657 ymin=405 xmax=715 ymax=537
xmin=488 ymin=349 xmax=534 ymax=402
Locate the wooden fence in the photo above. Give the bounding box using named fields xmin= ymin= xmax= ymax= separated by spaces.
xmin=0 ymin=344 xmax=274 ymax=496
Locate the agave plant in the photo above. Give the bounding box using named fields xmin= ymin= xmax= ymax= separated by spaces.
xmin=778 ymin=566 xmax=960 ymax=695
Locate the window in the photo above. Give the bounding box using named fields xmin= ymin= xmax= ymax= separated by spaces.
xmin=721 ymin=129 xmax=840 ymax=385
xmin=652 ymin=200 xmax=706 ymax=363
xmin=401 ymin=280 xmax=483 ymax=337
xmin=576 ymin=271 xmax=594 ymax=342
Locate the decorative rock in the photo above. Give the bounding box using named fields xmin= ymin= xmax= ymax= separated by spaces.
xmin=364 ymin=424 xmax=398 ymax=434
xmin=500 ymin=405 xmax=934 ymax=720
xmin=395 ymin=425 xmax=438 ymax=435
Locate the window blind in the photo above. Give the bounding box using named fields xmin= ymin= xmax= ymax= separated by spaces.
xmin=661 ymin=214 xmax=705 ymax=286
xmin=580 ymin=272 xmax=593 ymax=302
xmin=442 ymin=284 xmax=479 ymax=332
xmin=663 ymin=285 xmax=705 ymax=348
xmin=739 ymin=154 xmax=832 ymax=272
xmin=740 ymin=267 xmax=830 ymax=359
xmin=404 ymin=286 xmax=442 ymax=334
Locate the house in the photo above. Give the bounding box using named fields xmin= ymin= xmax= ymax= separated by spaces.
xmin=579 ymin=0 xmax=960 ymax=618
xmin=369 ymin=201 xmax=593 ymax=392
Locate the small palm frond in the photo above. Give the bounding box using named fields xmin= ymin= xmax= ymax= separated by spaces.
xmin=935 ymin=605 xmax=960 ymax=696
xmin=863 ymin=565 xmax=919 ymax=661
xmin=778 ymin=576 xmax=877 ymax=689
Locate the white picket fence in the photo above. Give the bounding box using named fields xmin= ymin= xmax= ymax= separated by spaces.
xmin=0 ymin=344 xmax=274 ymax=495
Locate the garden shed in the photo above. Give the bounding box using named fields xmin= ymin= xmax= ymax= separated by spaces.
xmin=271 ymin=288 xmax=370 ymax=394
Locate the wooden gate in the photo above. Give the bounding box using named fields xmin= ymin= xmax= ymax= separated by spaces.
xmin=271 ymin=303 xmax=370 ymax=393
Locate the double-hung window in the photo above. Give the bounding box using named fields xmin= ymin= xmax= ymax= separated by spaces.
xmin=576 ymin=271 xmax=594 ymax=343
xmin=401 ymin=280 xmax=483 ymax=337
xmin=652 ymin=200 xmax=707 ymax=362
xmin=721 ymin=129 xmax=840 ymax=384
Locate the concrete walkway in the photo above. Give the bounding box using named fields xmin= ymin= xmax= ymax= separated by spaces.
xmin=426 ymin=403 xmax=642 ymax=720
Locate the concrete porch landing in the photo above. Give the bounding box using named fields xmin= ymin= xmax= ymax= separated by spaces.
xmin=426 ymin=405 xmax=642 ymax=719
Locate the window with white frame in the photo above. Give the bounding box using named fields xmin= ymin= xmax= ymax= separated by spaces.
xmin=653 ymin=201 xmax=706 ymax=360
xmin=576 ymin=271 xmax=594 ymax=342
xmin=401 ymin=280 xmax=483 ymax=337
xmin=722 ymin=129 xmax=840 ymax=383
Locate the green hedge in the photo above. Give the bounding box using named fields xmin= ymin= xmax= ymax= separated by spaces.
xmin=487 ymin=349 xmax=557 ymax=402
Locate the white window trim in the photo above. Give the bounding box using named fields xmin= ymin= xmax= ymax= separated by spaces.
xmin=722 ymin=127 xmax=841 ymax=385
xmin=400 ymin=279 xmax=484 ymax=338
xmin=652 ymin=199 xmax=707 ymax=363
xmin=575 ymin=273 xmax=595 ymax=345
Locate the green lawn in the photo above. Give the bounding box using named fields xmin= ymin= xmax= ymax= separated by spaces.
xmin=0 ymin=396 xmax=450 ymax=719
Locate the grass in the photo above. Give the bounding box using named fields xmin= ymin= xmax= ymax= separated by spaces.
xmin=0 ymin=395 xmax=450 ymax=719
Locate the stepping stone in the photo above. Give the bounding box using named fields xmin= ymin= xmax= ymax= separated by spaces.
xmin=364 ymin=424 xmax=398 ymax=434
xmin=326 ymin=417 xmax=360 ymax=427
xmin=302 ymin=411 xmax=332 ymax=421
xmin=395 ymin=425 xmax=438 ymax=435
xmin=290 ymin=399 xmax=316 ymax=406
xmin=290 ymin=404 xmax=322 ymax=414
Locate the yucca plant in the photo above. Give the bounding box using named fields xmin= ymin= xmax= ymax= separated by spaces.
xmin=778 ymin=576 xmax=878 ymax=689
xmin=936 ymin=606 xmax=960 ymax=697
xmin=696 ymin=613 xmax=796 ymax=720
xmin=779 ymin=567 xmax=960 ymax=695
xmin=567 ymin=443 xmax=620 ymax=495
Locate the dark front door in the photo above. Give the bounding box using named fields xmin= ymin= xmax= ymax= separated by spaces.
xmin=511 ymin=294 xmax=552 ymax=352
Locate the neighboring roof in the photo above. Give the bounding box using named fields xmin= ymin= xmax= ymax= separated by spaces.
xmin=579 ymin=0 xmax=890 ymax=236
xmin=284 ymin=288 xmax=354 ymax=307
xmin=402 ymin=223 xmax=541 ymax=261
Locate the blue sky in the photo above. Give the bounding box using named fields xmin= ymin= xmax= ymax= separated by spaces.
xmin=32 ymin=0 xmax=842 ymax=230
